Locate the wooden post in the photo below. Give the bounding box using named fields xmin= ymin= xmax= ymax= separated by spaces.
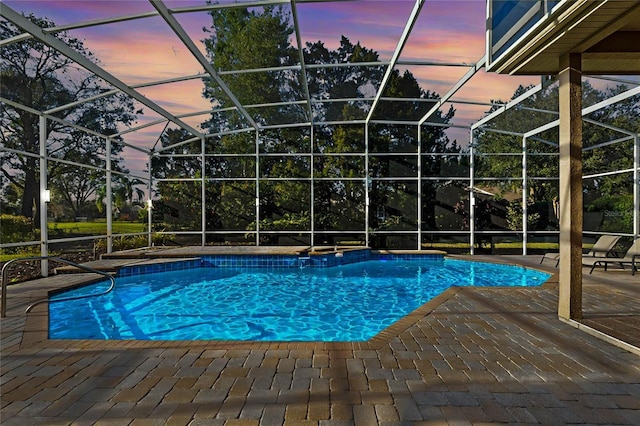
xmin=558 ymin=53 xmax=583 ymax=320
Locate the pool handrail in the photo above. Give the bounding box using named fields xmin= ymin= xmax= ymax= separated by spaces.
xmin=1 ymin=256 xmax=116 ymax=317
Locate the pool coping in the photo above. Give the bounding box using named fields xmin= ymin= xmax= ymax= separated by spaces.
xmin=21 ymin=253 xmax=557 ymax=351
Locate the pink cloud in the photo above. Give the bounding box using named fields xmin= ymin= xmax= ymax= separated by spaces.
xmin=418 ymin=0 xmax=485 ymax=33
xmin=4 ymin=0 xmax=154 ymax=25
xmin=138 ymin=79 xmax=211 ymax=116
xmin=66 ymin=17 xmax=204 ymax=85
xmin=120 ymin=146 xmax=150 ymax=178
xmin=454 ymin=71 xmax=539 ymax=104
xmin=403 ymin=32 xmax=484 ymax=63
xmin=403 ymin=65 xmax=473 ymax=96
xmin=172 ymin=11 xmax=214 ymax=56
xmin=297 ymin=1 xmax=414 ymax=59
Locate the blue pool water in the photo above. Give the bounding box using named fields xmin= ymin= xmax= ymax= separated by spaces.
xmin=49 ymin=258 xmax=550 ymax=341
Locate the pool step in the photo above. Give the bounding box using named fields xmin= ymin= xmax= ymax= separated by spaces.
xmin=298 ymin=256 xmax=311 ymax=268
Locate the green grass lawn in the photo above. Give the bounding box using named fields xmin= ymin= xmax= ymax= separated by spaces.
xmin=422 ymin=241 xmax=558 ymax=250
xmin=48 ymin=221 xmax=146 ymax=235
xmin=1 ymin=221 xmax=148 ymax=261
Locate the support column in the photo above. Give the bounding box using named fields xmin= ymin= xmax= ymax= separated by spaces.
xmin=201 ymin=136 xmax=206 ymax=247
xmin=558 ymin=53 xmax=583 ymax=320
xmin=255 ymin=130 xmax=260 ymax=246
xmin=634 ymin=135 xmax=639 ymax=241
xmin=310 ymin=124 xmax=315 ymax=248
xmin=522 ymin=136 xmax=528 ymax=256
xmin=365 ymin=124 xmax=370 ymax=248
xmin=106 ymin=138 xmax=112 ymax=253
xmin=39 ymin=116 xmax=48 ymax=276
xmin=148 ymin=153 xmax=153 ymax=248
xmin=469 ymin=129 xmax=476 ymax=255
xmin=417 ymin=124 xmax=422 ymax=250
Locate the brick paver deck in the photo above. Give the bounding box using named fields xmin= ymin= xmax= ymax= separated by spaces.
xmin=2 ymin=254 xmax=639 ymax=425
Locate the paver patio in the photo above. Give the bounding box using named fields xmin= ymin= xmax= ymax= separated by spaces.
xmin=1 ymin=254 xmax=639 ymax=425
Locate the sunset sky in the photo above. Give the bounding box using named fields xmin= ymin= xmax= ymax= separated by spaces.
xmin=5 ymin=0 xmax=634 ymax=176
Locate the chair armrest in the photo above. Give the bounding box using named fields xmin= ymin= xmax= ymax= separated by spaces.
xmin=584 ymin=248 xmax=618 ymax=258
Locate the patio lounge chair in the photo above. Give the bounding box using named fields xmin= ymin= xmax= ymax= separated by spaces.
xmin=584 ymin=239 xmax=640 ymax=275
xmin=540 ymin=235 xmax=621 ymax=267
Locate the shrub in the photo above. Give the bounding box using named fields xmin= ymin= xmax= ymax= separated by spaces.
xmin=93 ymin=232 xmax=176 ymax=254
xmin=506 ymin=201 xmax=540 ymax=231
xmin=0 ymin=214 xmax=36 ymax=244
xmin=587 ymin=195 xmax=633 ymax=233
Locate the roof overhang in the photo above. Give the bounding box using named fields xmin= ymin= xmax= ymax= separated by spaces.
xmin=487 ymin=0 xmax=640 ymax=75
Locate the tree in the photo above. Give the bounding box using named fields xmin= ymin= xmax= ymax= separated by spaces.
xmin=201 ymin=5 xmax=300 ymax=130
xmin=0 ymin=15 xmax=139 ymax=224
xmin=475 ymin=82 xmax=639 ymax=232
xmin=304 ymin=38 xmax=384 ymax=233
xmin=151 ymin=128 xmax=203 ymax=232
xmin=474 ymin=84 xmax=563 ymax=232
xmin=582 ymin=84 xmax=639 ymax=233
xmin=154 ymin=6 xmax=459 ymax=248
xmin=370 ymin=69 xmax=459 ymax=234
xmin=305 ymin=37 xmax=383 ymax=122
xmin=49 ymin=152 xmax=102 ymax=218
xmin=475 ymin=84 xmax=559 ymax=200
xmin=303 ymin=39 xmax=461 ymax=237
xmin=200 ymin=5 xmax=311 ymax=242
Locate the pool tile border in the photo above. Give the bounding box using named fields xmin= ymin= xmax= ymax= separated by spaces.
xmin=117 ymin=258 xmax=202 ymax=277
xmin=118 ymin=249 xmax=448 ymax=275
xmin=110 ymin=249 xmax=547 ymax=281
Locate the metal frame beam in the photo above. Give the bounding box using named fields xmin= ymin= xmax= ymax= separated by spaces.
xmin=419 ymin=55 xmax=486 ymax=125
xmin=366 ymin=0 xmax=425 ymax=123
xmin=0 ymin=3 xmax=203 ymax=139
xmin=150 ymin=0 xmax=258 ymax=129
xmin=472 ymin=84 xmax=543 ymax=130
xmin=1 ymin=97 xmax=150 ymax=155
xmin=523 ymin=86 xmax=640 ymax=138
xmin=45 ymin=73 xmax=207 ymax=116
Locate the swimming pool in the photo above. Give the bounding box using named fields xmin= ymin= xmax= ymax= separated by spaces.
xmin=49 ymin=256 xmax=549 ymax=341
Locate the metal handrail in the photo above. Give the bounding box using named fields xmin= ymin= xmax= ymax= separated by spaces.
xmin=1 ymin=256 xmax=116 ymax=317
